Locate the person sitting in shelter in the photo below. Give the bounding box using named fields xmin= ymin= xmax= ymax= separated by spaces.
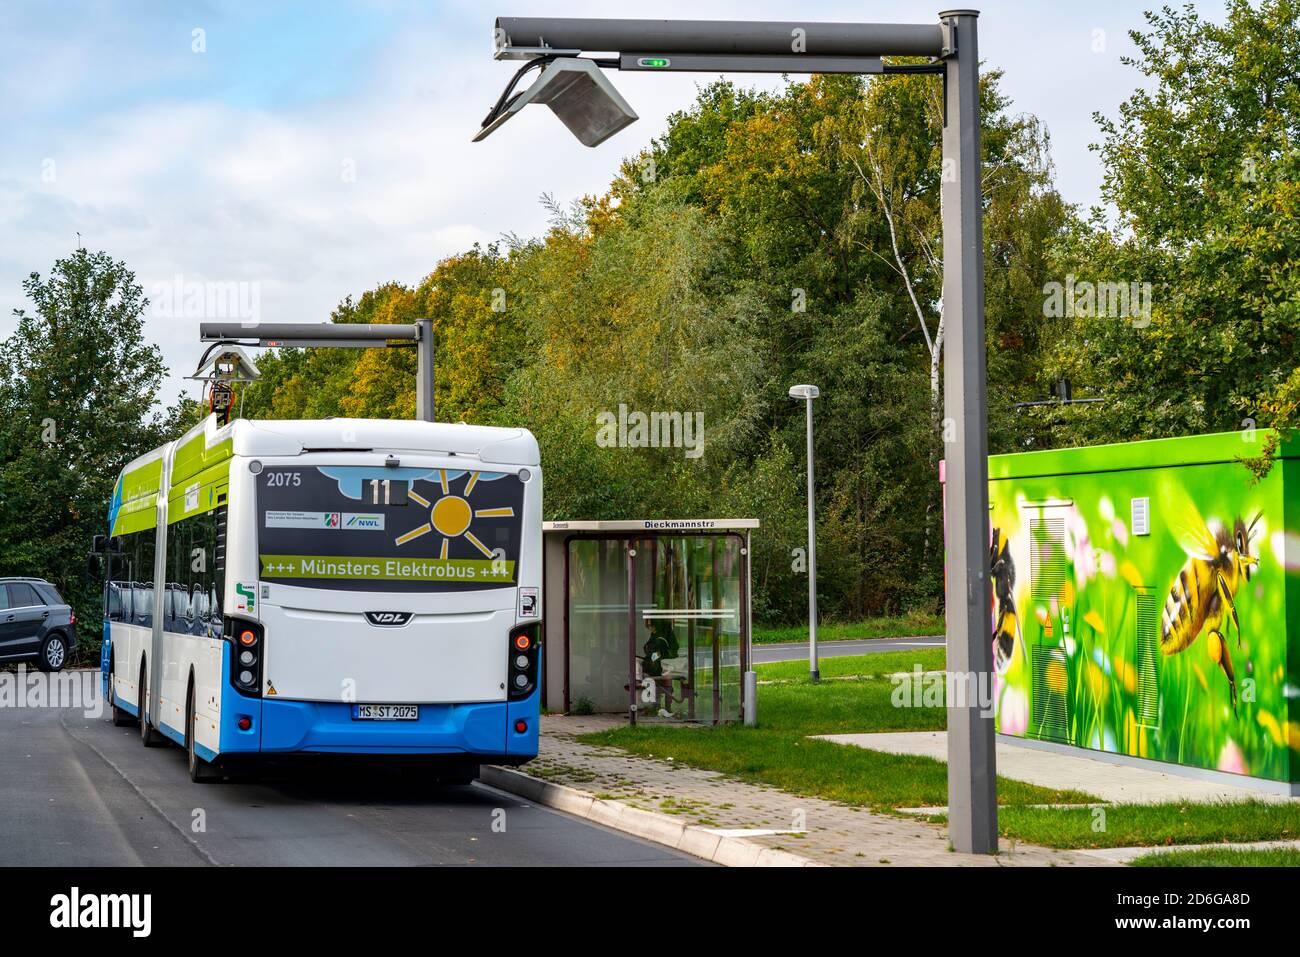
xmin=640 ymin=617 xmax=682 ymax=718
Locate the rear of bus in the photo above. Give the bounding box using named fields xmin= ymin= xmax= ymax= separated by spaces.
xmin=221 ymin=420 xmax=542 ymax=777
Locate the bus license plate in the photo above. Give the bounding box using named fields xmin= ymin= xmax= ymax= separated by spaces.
xmin=353 ymin=705 xmax=419 ymax=721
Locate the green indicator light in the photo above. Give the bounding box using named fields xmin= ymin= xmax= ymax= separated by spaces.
xmin=638 ymin=57 xmax=671 ymax=68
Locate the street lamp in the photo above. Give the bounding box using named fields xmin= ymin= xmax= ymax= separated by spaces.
xmin=472 ymin=11 xmax=997 ymax=855
xmin=788 ymin=384 xmax=820 ymax=683
xmin=474 ymin=57 xmax=638 ymax=147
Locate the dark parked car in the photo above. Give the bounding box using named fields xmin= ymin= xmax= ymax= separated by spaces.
xmin=0 ymin=578 xmax=77 ymax=671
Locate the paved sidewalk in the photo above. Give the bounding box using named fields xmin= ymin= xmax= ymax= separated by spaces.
xmin=498 ymin=715 xmax=1109 ymax=867
xmin=1078 ymin=838 xmax=1300 ymax=864
xmin=820 ymin=731 xmax=1296 ymax=804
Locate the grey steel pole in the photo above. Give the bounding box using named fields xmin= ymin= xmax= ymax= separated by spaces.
xmin=494 ymin=17 xmax=945 ymax=57
xmin=416 ymin=317 xmax=435 ymax=422
xmin=805 ymin=396 xmax=818 ymax=683
xmin=199 ymin=321 xmax=417 ymax=342
xmin=940 ymin=9 xmax=996 ymax=855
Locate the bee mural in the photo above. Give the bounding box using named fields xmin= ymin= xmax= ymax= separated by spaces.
xmin=990 ymin=527 xmax=1019 ymax=671
xmin=1160 ymin=508 xmax=1262 ymax=713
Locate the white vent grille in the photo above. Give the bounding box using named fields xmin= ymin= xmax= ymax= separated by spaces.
xmin=1131 ymin=497 xmax=1150 ymax=536
xmin=1135 ymin=588 xmax=1160 ymax=727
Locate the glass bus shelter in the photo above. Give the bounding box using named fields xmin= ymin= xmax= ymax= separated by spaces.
xmin=541 ymin=520 xmax=757 ymax=725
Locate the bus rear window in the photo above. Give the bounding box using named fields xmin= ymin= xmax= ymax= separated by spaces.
xmin=257 ymin=465 xmax=524 ymax=592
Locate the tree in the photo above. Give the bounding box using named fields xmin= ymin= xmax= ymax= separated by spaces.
xmin=1043 ymin=0 xmax=1300 ymax=472
xmin=0 ymin=248 xmax=171 ymax=639
xmin=239 ymin=70 xmax=1070 ymax=622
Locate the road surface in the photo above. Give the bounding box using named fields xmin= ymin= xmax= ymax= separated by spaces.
xmin=0 ymin=690 xmax=701 ymax=867
xmin=751 ymin=636 xmax=944 ymax=664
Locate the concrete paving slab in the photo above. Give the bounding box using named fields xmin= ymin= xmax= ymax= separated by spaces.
xmin=486 ymin=715 xmax=1111 ymax=867
xmin=817 ymin=731 xmax=1297 ymax=804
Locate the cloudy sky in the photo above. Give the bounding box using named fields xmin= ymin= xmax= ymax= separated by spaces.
xmin=0 ymin=0 xmax=1228 ymax=406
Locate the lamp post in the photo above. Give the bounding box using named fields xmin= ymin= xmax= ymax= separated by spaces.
xmin=471 ymin=11 xmax=997 ymax=855
xmin=789 ymin=384 xmax=820 ymax=682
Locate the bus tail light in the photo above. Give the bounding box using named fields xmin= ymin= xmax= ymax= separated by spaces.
xmin=508 ymin=622 xmax=540 ymax=701
xmin=227 ymin=618 xmax=264 ymax=697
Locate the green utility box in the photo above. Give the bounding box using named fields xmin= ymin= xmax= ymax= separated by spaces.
xmin=988 ymin=430 xmax=1300 ymax=787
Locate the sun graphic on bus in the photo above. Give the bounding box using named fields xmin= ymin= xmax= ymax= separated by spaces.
xmin=393 ymin=469 xmax=515 ymax=559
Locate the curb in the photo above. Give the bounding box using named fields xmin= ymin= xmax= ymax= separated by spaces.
xmin=481 ymin=765 xmax=824 ymax=867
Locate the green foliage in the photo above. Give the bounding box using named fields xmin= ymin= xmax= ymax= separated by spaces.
xmin=997 ymin=800 xmax=1300 ymax=850
xmin=1131 ymin=846 xmax=1300 ymax=866
xmin=236 ymin=68 xmax=1069 ymax=623
xmin=1041 ymin=0 xmax=1300 ymax=465
xmin=0 ymin=249 xmax=175 ymax=639
xmin=3 ymin=2 xmax=1290 ymax=640
xmin=751 ymin=613 xmax=944 ymax=644
xmin=754 ymin=647 xmax=945 ymax=682
xmin=581 ymin=671 xmax=1094 ymax=809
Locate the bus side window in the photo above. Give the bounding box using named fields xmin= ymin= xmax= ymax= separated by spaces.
xmin=209 ymin=585 xmax=223 ymax=637
xmin=131 ymin=526 xmax=156 ymax=628
xmin=106 ymin=581 xmax=123 ymax=622
xmin=176 ymin=585 xmax=186 ymax=631
xmin=139 ymin=583 xmax=154 ymax=628
xmin=212 ymin=505 xmax=227 ymax=636
xmin=165 ymin=584 xmax=179 ymax=632
xmin=189 ymin=584 xmax=203 ymax=636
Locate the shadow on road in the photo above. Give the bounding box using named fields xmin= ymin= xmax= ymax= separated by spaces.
xmin=213 ymin=756 xmax=498 ymax=806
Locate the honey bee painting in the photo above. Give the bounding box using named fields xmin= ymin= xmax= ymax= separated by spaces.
xmin=1160 ymin=508 xmax=1262 ymax=713
xmin=990 ymin=527 xmax=1019 ymax=671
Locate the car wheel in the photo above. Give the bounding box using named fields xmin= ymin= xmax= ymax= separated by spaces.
xmin=186 ymin=685 xmax=221 ymax=783
xmin=139 ymin=666 xmax=164 ymax=747
xmin=37 ymin=633 xmax=67 ymax=672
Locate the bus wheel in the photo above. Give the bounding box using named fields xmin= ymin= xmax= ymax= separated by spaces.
xmin=186 ymin=686 xmax=221 ymax=783
xmin=138 ymin=667 xmax=164 ymax=748
xmin=109 ymin=672 xmax=133 ymax=727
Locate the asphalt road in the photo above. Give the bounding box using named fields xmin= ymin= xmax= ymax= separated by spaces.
xmin=751 ymin=636 xmax=944 ymax=664
xmin=0 ymin=690 xmax=700 ymax=867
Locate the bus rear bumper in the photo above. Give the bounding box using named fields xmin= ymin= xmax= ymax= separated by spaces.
xmin=256 ymin=694 xmax=539 ymax=757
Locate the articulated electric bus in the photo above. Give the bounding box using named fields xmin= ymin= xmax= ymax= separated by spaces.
xmin=99 ymin=413 xmax=542 ymax=782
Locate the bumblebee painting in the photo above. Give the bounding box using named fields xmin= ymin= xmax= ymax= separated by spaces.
xmin=1160 ymin=508 xmax=1262 ymax=713
xmin=991 ymin=527 xmax=1019 ymax=671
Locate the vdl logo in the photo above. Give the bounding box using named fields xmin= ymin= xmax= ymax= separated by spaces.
xmin=365 ymin=611 xmax=412 ymax=627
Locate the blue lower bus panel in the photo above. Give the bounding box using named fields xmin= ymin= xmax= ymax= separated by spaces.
xmin=257 ymin=693 xmax=539 ymax=759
